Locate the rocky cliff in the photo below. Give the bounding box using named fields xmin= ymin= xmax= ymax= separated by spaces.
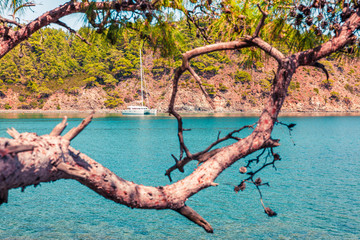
xmin=1 ymin=56 xmax=360 ymax=113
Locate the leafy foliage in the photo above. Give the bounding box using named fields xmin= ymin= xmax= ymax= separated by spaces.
xmin=234 ymin=70 xmax=251 ymax=84
xmin=151 ymin=58 xmax=171 ymax=79
xmin=104 ymin=96 xmax=124 ymax=108
xmin=202 ymin=83 xmax=216 ymax=97
xmin=1 ymin=0 xmax=360 ymax=111
xmin=330 ymin=91 xmax=340 ymax=101
xmin=321 ymin=79 xmax=334 ymax=90
xmin=344 ymin=83 xmax=354 ymax=94
xmin=260 ymin=78 xmax=271 ymax=91
xmin=218 ymin=83 xmax=228 ymax=92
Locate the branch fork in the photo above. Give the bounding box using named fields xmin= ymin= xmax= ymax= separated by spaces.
xmin=3 ymin=1 xmax=360 ymax=234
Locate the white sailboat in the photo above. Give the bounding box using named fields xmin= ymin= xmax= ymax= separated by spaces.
xmin=122 ymin=49 xmax=157 ymax=116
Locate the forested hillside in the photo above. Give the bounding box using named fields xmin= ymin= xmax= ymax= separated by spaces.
xmin=1 ymin=24 xmax=360 ymax=112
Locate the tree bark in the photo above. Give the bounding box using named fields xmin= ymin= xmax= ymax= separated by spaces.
xmin=1 ymin=3 xmax=360 ymax=233
xmin=0 ymin=1 xmax=144 ymax=58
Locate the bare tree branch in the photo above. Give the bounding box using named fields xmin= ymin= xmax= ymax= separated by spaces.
xmin=0 ymin=1 xmax=150 ymax=58
xmin=165 ymin=124 xmax=262 ymax=181
xmin=244 ymin=36 xmax=285 ymax=63
xmin=310 ymin=62 xmax=329 ymax=80
xmin=235 ymin=147 xmax=281 ymax=217
xmin=63 ymin=113 xmax=93 ymax=141
xmin=0 ymin=143 xmax=34 ymax=157
xmin=55 ymin=21 xmax=91 ymax=46
xmin=296 ymin=10 xmax=360 ymax=66
xmin=7 ymin=128 xmax=20 ymax=139
xmin=253 ymin=4 xmax=268 ymax=37
xmin=0 ymin=106 xmax=281 ymax=231
xmin=0 ymin=16 xmax=23 ymax=28
xmin=4 ymin=144 xmax=34 ymax=155
xmin=188 ymin=66 xmax=215 ymax=108
xmin=183 ymin=9 xmax=211 ymax=43
xmin=50 ymin=116 xmax=68 ymax=136
xmin=175 ymin=205 xmax=213 ymax=233
xmin=166 ymin=33 xmax=286 ymax=179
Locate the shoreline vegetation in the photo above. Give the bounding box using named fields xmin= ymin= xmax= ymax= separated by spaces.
xmin=2 ymin=28 xmax=360 ymax=114
xmin=1 ymin=109 xmax=360 ymax=119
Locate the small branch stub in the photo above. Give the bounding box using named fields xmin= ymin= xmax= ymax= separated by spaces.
xmin=239 ymin=166 xmax=247 ymax=174
xmin=0 ymin=189 xmax=9 ymax=205
xmin=175 ymin=205 xmax=214 ymax=233
xmin=63 ymin=113 xmax=94 ymax=141
xmin=7 ymin=128 xmax=20 ymax=139
xmin=50 ymin=116 xmax=68 ymax=136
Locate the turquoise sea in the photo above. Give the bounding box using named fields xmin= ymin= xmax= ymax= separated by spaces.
xmin=0 ymin=115 xmax=359 ymax=239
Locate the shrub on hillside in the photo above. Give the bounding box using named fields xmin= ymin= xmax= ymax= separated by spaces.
xmin=202 ymin=83 xmax=216 ymax=97
xmin=67 ymin=87 xmax=80 ymax=95
xmin=321 ymin=79 xmax=334 ymax=90
xmin=27 ymin=80 xmax=39 ymax=92
xmin=4 ymin=103 xmax=11 ymax=109
xmin=344 ymin=84 xmax=354 ymax=94
xmin=289 ymin=81 xmax=300 ymax=91
xmin=234 ymin=70 xmax=251 ymax=84
xmin=83 ymin=76 xmax=98 ymax=88
xmin=104 ymin=96 xmax=123 ymax=108
xmin=18 ymin=95 xmax=26 ymax=102
xmin=38 ymin=86 xmax=53 ymax=98
xmin=260 ymin=78 xmax=271 ymax=91
xmin=151 ymin=58 xmax=170 ymax=80
xmin=218 ymin=83 xmax=228 ymax=92
xmin=343 ymin=97 xmax=351 ymax=106
xmin=0 ymin=89 xmax=5 ymax=98
xmin=330 ymin=91 xmax=340 ymax=101
xmin=192 ymin=61 xmax=219 ymax=78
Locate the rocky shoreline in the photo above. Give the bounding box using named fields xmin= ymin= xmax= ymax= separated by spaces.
xmin=2 ymin=57 xmax=360 ymax=115
xmin=1 ymin=109 xmax=360 ymax=119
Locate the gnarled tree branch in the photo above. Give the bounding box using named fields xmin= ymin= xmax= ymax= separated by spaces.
xmin=296 ymin=9 xmax=360 ymax=67
xmin=176 ymin=205 xmax=213 ymax=233
xmin=253 ymin=4 xmax=268 ymax=37
xmin=166 ymin=32 xmax=286 ymax=178
xmin=0 ymin=16 xmax=23 ymax=28
xmin=1 ymin=102 xmax=281 ymax=232
xmin=0 ymin=1 xmax=150 ymax=58
xmin=2 ymin=2 xmax=360 ymax=235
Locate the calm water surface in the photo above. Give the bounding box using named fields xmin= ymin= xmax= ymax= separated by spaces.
xmin=0 ymin=116 xmax=359 ymax=239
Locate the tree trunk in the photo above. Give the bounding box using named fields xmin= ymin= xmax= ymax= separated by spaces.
xmin=1 ymin=3 xmax=360 ymax=233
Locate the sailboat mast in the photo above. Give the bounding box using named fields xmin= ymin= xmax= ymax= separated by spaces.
xmin=140 ymin=48 xmax=144 ymax=107
xmin=142 ymin=54 xmax=150 ymax=107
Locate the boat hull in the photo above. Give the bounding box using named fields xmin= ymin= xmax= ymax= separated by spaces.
xmin=121 ymin=109 xmax=157 ymax=116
